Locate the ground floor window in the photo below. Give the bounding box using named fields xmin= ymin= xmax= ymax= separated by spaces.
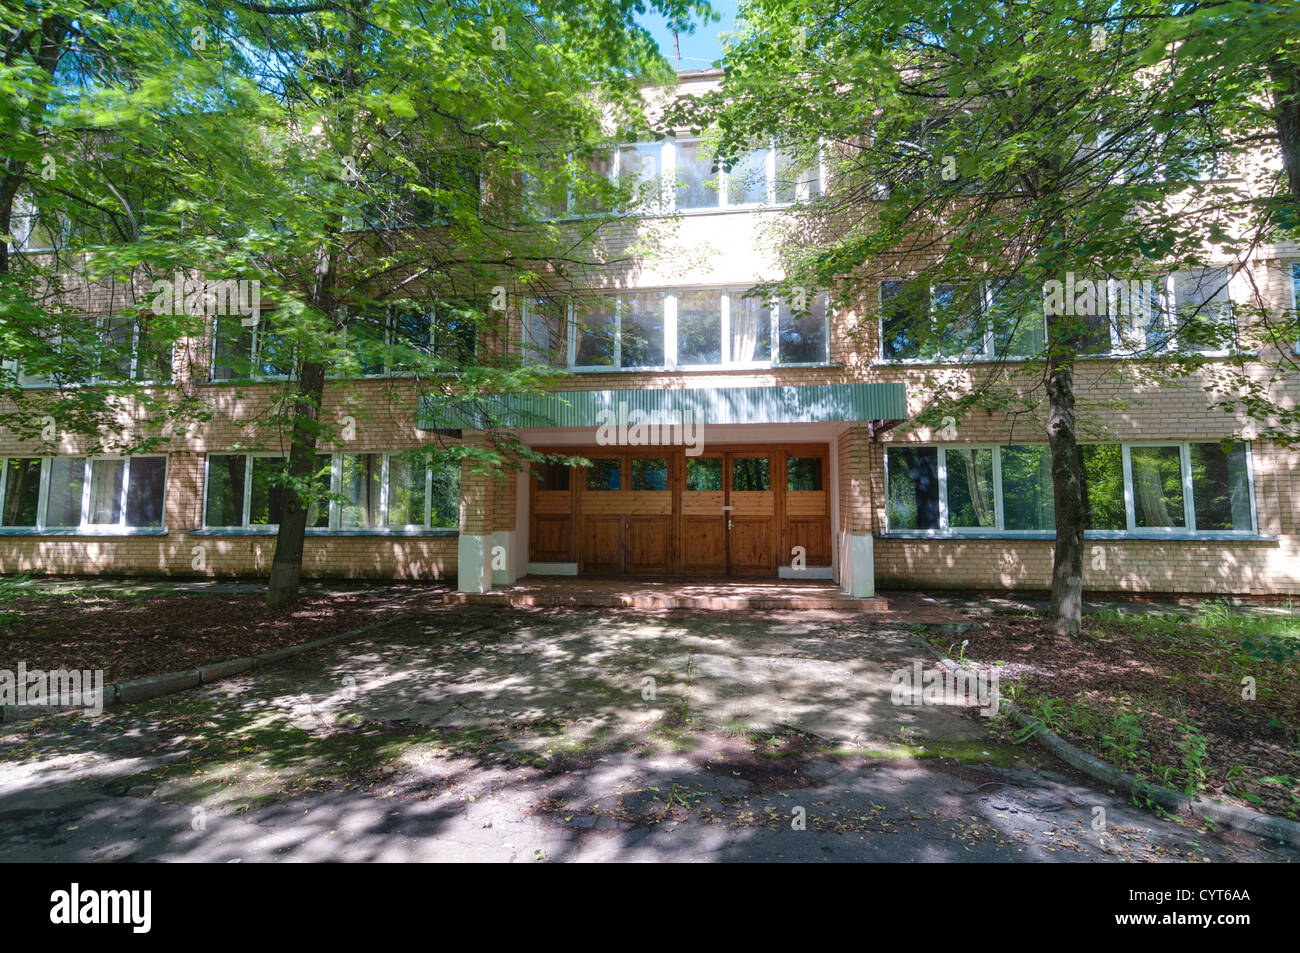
xmin=0 ymin=455 xmax=166 ymax=532
xmin=203 ymin=451 xmax=459 ymax=532
xmin=884 ymin=441 xmax=1254 ymax=536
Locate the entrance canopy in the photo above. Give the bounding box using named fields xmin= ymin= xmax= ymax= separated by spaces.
xmin=417 ymin=382 xmax=908 ymax=431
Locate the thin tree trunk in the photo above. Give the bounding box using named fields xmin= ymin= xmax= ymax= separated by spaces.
xmin=1045 ymin=357 xmax=1085 ymax=638
xmin=267 ymin=359 xmax=327 ymax=609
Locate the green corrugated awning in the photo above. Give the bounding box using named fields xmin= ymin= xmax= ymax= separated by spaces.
xmin=417 ymin=382 xmax=908 ymax=430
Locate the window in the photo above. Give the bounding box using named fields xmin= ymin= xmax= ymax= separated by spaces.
xmin=674 ymin=140 xmax=720 ymax=210
xmin=0 ymin=458 xmax=42 ymax=527
xmin=631 ymin=457 xmax=669 ymax=491
xmin=676 ymin=290 xmax=723 ymax=366
xmin=787 ymin=457 xmax=824 ymax=491
xmin=1 ymin=456 xmax=166 ymax=532
xmin=586 ymin=459 xmax=621 ymax=491
xmin=685 ymin=457 xmax=722 ymax=491
xmin=774 ymin=144 xmax=823 ymax=203
xmin=732 ymin=457 xmax=770 ymax=491
xmin=528 ymin=289 xmax=824 ymax=371
xmin=776 ymin=293 xmax=829 ymax=364
xmin=618 ymin=143 xmax=665 ymax=212
xmin=1291 ymin=262 xmax=1300 ymax=352
xmin=943 ymin=447 xmax=995 ymax=529
xmin=431 ymin=302 xmax=478 ymax=363
xmin=883 ymin=441 xmax=1255 ymax=536
xmin=92 ymin=317 xmax=173 ymax=383
xmin=45 ymin=457 xmax=86 ymax=527
xmin=532 ymin=461 xmax=570 ymax=492
xmin=724 ymin=145 xmax=770 ymax=206
xmin=527 ymin=137 xmax=821 ymax=219
xmin=886 ymin=447 xmax=940 ymax=530
xmin=204 ymin=452 xmax=456 ymax=531
xmin=881 ymin=280 xmax=1043 ymax=363
xmin=1000 ymin=445 xmax=1055 ymax=531
xmin=212 ymin=315 xmax=291 ymax=381
xmin=522 ymin=297 xmax=568 ymax=368
xmin=1128 ymin=445 xmax=1186 ymax=529
xmin=1172 ymin=266 xmax=1234 ymax=353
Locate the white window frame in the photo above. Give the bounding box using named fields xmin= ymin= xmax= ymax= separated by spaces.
xmin=202 ymin=451 xmax=458 ymax=533
xmin=527 ymin=288 xmax=831 ymax=372
xmin=0 ymin=454 xmax=168 ymax=534
xmin=210 ymin=317 xmax=290 ymax=382
xmin=883 ymin=441 xmax=1258 ymax=538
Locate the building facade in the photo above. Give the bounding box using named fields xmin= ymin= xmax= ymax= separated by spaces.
xmin=3 ymin=71 xmax=1299 ymax=597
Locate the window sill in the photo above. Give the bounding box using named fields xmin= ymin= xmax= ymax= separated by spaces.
xmin=0 ymin=527 xmax=168 ymax=537
xmin=879 ymin=531 xmax=1276 ymax=543
xmin=564 ymin=362 xmax=837 ymax=374
xmin=190 ymin=527 xmax=458 ymax=538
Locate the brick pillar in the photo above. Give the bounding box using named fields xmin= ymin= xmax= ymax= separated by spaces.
xmin=457 ymin=435 xmax=495 ymax=593
xmin=490 ymin=452 xmax=522 ymax=586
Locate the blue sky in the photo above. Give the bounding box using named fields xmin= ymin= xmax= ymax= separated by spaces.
xmin=636 ymin=0 xmax=738 ymax=71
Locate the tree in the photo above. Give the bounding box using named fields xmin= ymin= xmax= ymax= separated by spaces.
xmin=684 ymin=0 xmax=1293 ymax=635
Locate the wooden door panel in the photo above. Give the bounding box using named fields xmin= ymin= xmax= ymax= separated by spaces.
xmin=730 ymin=518 xmax=775 ymax=575
xmin=580 ymin=516 xmax=623 ymax=573
xmin=786 ymin=518 xmax=829 ymax=566
xmin=626 ymin=517 xmax=672 ymax=573
xmin=681 ymin=515 xmax=726 ymax=573
xmin=532 ymin=514 xmax=573 ymax=562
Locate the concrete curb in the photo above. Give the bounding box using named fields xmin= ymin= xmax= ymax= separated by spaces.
xmin=911 ymin=628 xmax=1300 ymax=849
xmin=1 ymin=617 xmax=402 ymax=725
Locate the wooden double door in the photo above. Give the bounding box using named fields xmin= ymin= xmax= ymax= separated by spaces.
xmin=529 ymin=445 xmax=830 ymax=577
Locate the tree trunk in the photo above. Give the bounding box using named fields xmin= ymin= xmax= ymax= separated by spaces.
xmin=266 ymin=360 xmax=327 ymax=609
xmin=1271 ymin=58 xmax=1300 ymax=202
xmin=1045 ymin=357 xmax=1085 ymax=638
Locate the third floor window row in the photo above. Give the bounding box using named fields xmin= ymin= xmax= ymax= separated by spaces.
xmin=523 ymin=140 xmax=824 ymax=220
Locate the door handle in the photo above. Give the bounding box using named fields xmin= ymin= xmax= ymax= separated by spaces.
xmin=727 ymin=518 xmax=733 ymax=531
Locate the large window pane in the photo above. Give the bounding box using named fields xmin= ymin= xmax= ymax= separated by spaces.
xmin=386 ymin=455 xmax=428 ymax=527
xmin=631 ymin=457 xmax=669 ymax=491
xmin=574 ymin=298 xmax=616 ymax=367
xmin=249 ymin=457 xmax=287 ymax=525
xmin=98 ymin=317 xmax=136 ymax=381
xmin=618 ymin=143 xmax=663 ymax=211
xmin=987 ymin=279 xmax=1044 ymax=358
xmin=1190 ymin=442 xmax=1251 ymax=531
xmin=774 ymin=145 xmax=820 ymax=203
xmin=932 ymin=282 xmax=984 ymax=356
xmin=886 ymin=447 xmax=939 ymax=530
xmin=1080 ymin=444 xmax=1125 ymax=531
xmin=45 ymin=457 xmax=86 ymax=527
xmin=732 ymin=457 xmax=770 ymax=491
xmin=586 ymin=458 xmax=621 ymax=491
xmin=944 ymin=448 xmax=995 ymax=528
xmin=524 ymin=297 xmax=566 ymax=367
xmin=776 ymin=293 xmax=827 ymax=364
xmin=212 ymin=316 xmax=254 ymax=380
xmin=726 ymin=146 xmax=769 ymax=205
xmin=430 ymin=461 xmax=460 ymax=529
xmin=125 ymin=457 xmax=165 ymax=527
xmin=729 ymin=293 xmax=770 ymax=363
xmin=880 ymin=281 xmax=929 ymax=361
xmin=787 ymin=457 xmax=823 ymax=491
xmin=205 ymin=454 xmax=247 ymax=527
xmin=685 ymin=457 xmax=722 ymax=491
xmin=88 ymin=459 xmax=125 ymax=525
xmin=621 ymin=292 xmax=664 ymax=368
xmin=676 ymin=290 xmax=722 ymax=366
xmin=1001 ymin=445 xmax=1054 ymax=531
xmin=432 ymin=302 xmax=477 ymax=364
xmin=533 ymin=461 xmax=570 ymax=492
xmin=1130 ymin=445 xmax=1186 ymax=528
xmin=674 ymin=140 xmax=719 ymax=210
xmin=340 ymin=453 xmax=383 ymax=528
xmin=1 ymin=458 xmax=41 ymax=527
